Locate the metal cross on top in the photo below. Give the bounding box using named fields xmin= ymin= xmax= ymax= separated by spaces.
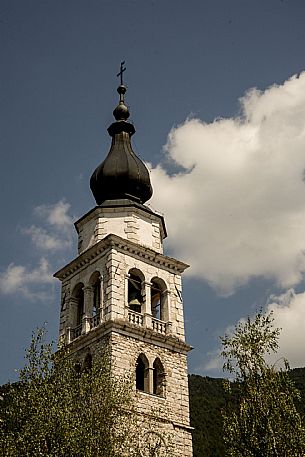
xmin=117 ymin=61 xmax=126 ymax=85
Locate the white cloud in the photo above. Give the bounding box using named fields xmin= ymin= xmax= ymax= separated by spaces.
xmin=203 ymin=349 xmax=223 ymax=372
xmin=23 ymin=200 xmax=74 ymax=252
xmin=22 ymin=226 xmax=71 ymax=251
xmin=266 ymin=289 xmax=305 ymax=368
xmin=34 ymin=200 xmax=74 ymax=231
xmin=150 ymin=72 xmax=305 ymax=295
xmin=0 ymin=258 xmax=54 ymax=300
xmin=0 ymin=200 xmax=75 ymax=301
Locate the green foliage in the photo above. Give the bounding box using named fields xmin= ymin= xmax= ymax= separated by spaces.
xmin=290 ymin=368 xmax=305 ymax=417
xmin=0 ymin=328 xmax=137 ymax=457
xmin=189 ymin=370 xmax=305 ymax=457
xmin=221 ymin=310 xmax=305 ymax=457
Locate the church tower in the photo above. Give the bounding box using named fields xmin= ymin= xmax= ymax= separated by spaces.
xmin=54 ymin=66 xmax=193 ymax=456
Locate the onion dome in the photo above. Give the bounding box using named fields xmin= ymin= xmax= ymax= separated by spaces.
xmin=90 ymin=65 xmax=153 ymax=205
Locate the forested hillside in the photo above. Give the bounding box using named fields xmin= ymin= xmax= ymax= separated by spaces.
xmin=189 ymin=368 xmax=305 ymax=456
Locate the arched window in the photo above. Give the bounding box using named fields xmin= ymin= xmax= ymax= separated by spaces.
xmin=151 ymin=278 xmax=167 ymax=321
xmin=90 ymin=272 xmax=101 ymax=322
xmin=72 ymin=283 xmax=84 ymax=327
xmin=153 ymin=357 xmax=165 ymax=397
xmin=74 ymin=362 xmax=81 ymax=377
xmin=128 ymin=269 xmax=144 ymax=314
xmin=76 ymin=291 xmax=84 ymax=326
xmin=93 ymin=279 xmax=100 ymax=317
xmin=136 ymin=354 xmax=149 ymax=392
xmin=84 ymin=352 xmax=92 ymax=372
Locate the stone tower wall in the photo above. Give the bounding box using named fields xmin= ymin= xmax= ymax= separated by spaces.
xmin=65 ymin=327 xmax=193 ymax=457
xmin=55 ymin=227 xmax=193 ymax=456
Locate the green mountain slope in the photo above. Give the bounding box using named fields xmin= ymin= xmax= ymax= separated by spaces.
xmin=189 ymin=368 xmax=305 ymax=456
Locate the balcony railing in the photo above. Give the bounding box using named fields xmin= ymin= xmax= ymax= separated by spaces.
xmin=68 ymin=314 xmax=100 ymax=343
xmin=128 ymin=310 xmax=168 ymax=335
xmin=128 ymin=310 xmax=144 ymax=326
xmin=90 ymin=313 xmax=100 ymax=329
xmin=68 ymin=311 xmax=170 ymax=343
xmin=70 ymin=324 xmax=82 ymax=341
xmin=152 ymin=317 xmax=167 ymax=334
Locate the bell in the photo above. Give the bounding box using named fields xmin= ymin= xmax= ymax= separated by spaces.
xmin=128 ymin=291 xmax=142 ymax=313
xmin=129 ymin=297 xmax=141 ymax=307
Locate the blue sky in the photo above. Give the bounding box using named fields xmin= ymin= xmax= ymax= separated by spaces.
xmin=1 ymin=0 xmax=305 ymax=384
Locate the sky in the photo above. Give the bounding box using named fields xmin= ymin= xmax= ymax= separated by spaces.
xmin=1 ymin=0 xmax=305 ymax=384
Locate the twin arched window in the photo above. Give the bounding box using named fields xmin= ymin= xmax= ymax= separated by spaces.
xmin=136 ymin=354 xmax=165 ymax=397
xmin=127 ymin=270 xmax=168 ymax=322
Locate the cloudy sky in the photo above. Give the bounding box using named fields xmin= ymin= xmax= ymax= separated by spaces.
xmin=1 ymin=0 xmax=305 ymax=384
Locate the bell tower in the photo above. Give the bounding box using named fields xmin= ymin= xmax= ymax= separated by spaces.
xmin=54 ymin=65 xmax=193 ymax=456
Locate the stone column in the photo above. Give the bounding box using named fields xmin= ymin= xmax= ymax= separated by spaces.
xmin=146 ymin=367 xmax=154 ymax=394
xmin=143 ymin=281 xmax=152 ymax=329
xmin=124 ymin=274 xmax=130 ymax=320
xmin=98 ymin=276 xmax=104 ymax=323
xmin=83 ymin=286 xmax=93 ymax=333
xmin=161 ymin=289 xmax=171 ymax=321
xmin=66 ymin=327 xmax=72 ymax=345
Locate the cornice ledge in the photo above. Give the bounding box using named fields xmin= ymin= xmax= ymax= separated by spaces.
xmin=54 ymin=236 xmax=112 ymax=280
xmin=109 ymin=318 xmax=192 ymax=353
xmin=172 ymin=421 xmax=194 ymax=431
xmin=64 ymin=319 xmax=192 ymax=354
xmin=111 ymin=234 xmax=189 ymax=273
xmin=54 ymin=234 xmax=189 ymax=281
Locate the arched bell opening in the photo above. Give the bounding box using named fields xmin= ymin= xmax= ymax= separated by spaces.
xmin=128 ymin=269 xmax=144 ymax=314
xmin=72 ymin=283 xmax=85 ymax=327
xmin=83 ymin=352 xmax=93 ymax=373
xmin=153 ymin=357 xmax=165 ymax=397
xmin=89 ymin=271 xmax=102 ymax=325
xmin=151 ymin=278 xmax=167 ymax=321
xmin=136 ymin=353 xmax=149 ymax=393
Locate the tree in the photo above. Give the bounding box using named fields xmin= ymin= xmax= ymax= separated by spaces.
xmin=0 ymin=328 xmax=138 ymax=457
xmin=221 ymin=310 xmax=305 ymax=457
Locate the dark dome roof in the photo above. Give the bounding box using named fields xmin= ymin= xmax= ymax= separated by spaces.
xmin=90 ymin=85 xmax=153 ymax=205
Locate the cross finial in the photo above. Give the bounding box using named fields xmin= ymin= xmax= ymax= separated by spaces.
xmin=117 ymin=61 xmax=126 ymax=86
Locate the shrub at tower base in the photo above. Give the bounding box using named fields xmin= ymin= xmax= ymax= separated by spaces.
xmin=0 ymin=328 xmax=139 ymax=457
xmin=221 ymin=311 xmax=305 ymax=457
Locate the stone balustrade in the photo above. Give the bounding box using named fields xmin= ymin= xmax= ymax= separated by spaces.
xmin=91 ymin=314 xmax=100 ymax=329
xmin=70 ymin=324 xmax=82 ymax=341
xmin=152 ymin=317 xmax=167 ymax=334
xmin=68 ymin=310 xmax=169 ymax=343
xmin=128 ymin=310 xmax=144 ymax=326
xmin=128 ymin=310 xmax=168 ymax=335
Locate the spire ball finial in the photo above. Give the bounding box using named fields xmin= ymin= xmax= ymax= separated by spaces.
xmin=117 ymin=84 xmax=126 ymax=95
xmin=113 ymin=61 xmax=129 ymax=121
xmin=113 ymin=102 xmax=130 ymax=121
